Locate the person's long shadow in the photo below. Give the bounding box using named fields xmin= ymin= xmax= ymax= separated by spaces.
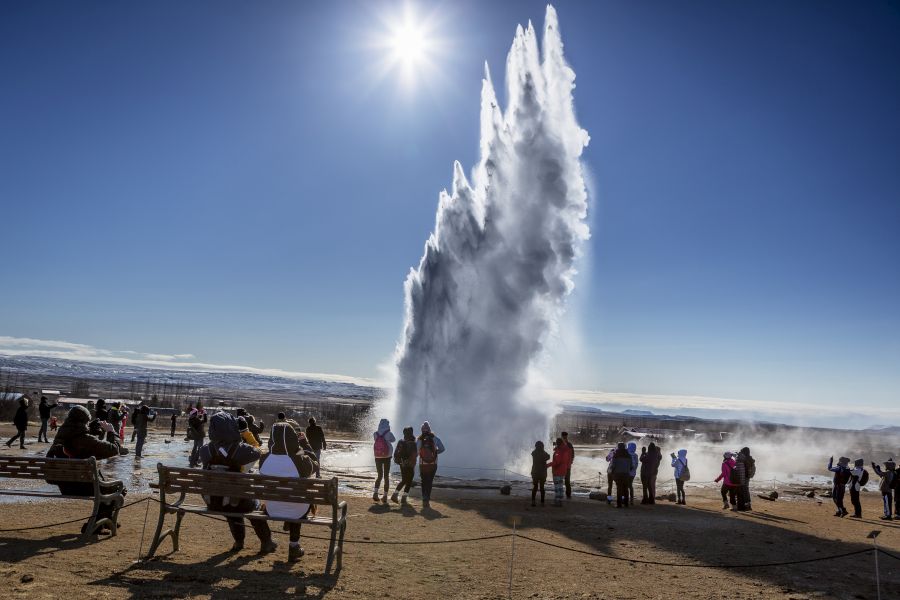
xmin=448 ymin=494 xmax=899 ymax=597
xmin=90 ymin=548 xmax=338 ymax=599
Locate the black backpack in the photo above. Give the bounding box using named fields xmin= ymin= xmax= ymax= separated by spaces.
xmin=859 ymin=469 xmax=869 ymax=487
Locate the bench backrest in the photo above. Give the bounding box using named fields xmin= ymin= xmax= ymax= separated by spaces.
xmin=156 ymin=464 xmax=339 ymax=507
xmin=0 ymin=455 xmax=98 ymax=483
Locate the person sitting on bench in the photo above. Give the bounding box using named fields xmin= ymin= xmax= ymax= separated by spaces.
xmin=46 ymin=406 xmax=126 ymax=534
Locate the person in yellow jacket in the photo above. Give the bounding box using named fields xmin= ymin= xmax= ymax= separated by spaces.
xmin=237 ymin=417 xmax=260 ymax=448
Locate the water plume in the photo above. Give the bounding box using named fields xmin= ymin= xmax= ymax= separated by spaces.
xmin=383 ymin=5 xmax=590 ymax=468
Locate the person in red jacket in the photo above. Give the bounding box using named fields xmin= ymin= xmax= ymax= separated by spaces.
xmin=546 ymin=438 xmax=572 ymax=506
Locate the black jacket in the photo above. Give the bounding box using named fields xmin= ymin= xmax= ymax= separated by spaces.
xmin=132 ymin=407 xmax=157 ymax=433
xmin=38 ymin=400 xmax=57 ymax=420
xmin=611 ymin=448 xmax=632 ymax=476
xmin=13 ymin=405 xmax=28 ymax=430
xmin=305 ymin=424 xmax=327 ymax=452
xmin=531 ymin=447 xmax=550 ymax=478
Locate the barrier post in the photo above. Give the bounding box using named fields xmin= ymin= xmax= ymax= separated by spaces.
xmin=867 ymin=530 xmax=881 ymax=600
xmin=508 ymin=516 xmax=521 ymax=599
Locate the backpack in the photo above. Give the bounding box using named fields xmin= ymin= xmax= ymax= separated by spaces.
xmin=745 ymin=456 xmax=756 ymax=479
xmin=419 ymin=434 xmax=438 ymax=466
xmin=393 ymin=440 xmax=405 ymax=466
xmin=859 ymin=469 xmax=869 ymax=487
xmin=374 ymin=432 xmax=390 ymax=457
xmin=678 ymin=460 xmax=691 ymax=482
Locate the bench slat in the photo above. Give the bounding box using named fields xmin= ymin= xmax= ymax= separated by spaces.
xmin=157 ymin=466 xmax=339 ymax=505
xmin=172 ymin=504 xmax=338 ymax=525
xmin=0 ymin=456 xmax=98 ymax=483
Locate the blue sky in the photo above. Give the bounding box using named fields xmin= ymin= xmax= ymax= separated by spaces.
xmin=2 ymin=1 xmax=898 ymax=418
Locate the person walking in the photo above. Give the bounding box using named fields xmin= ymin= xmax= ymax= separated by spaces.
xmin=132 ymin=405 xmax=156 ymax=458
xmin=849 ymin=458 xmax=869 ymax=518
xmin=671 ymin=449 xmax=689 ymax=505
xmin=37 ymin=396 xmax=57 ymax=443
xmin=626 ymin=442 xmax=639 ymax=505
xmin=391 ymin=426 xmax=417 ymax=504
xmin=611 ymin=442 xmax=632 ymax=508
xmin=827 ymin=456 xmax=851 ymax=517
xmin=715 ymin=452 xmax=738 ymax=510
xmin=561 ymin=431 xmax=575 ymax=499
xmin=872 ymin=459 xmax=896 ymax=520
xmin=199 ymin=411 xmax=276 ymax=554
xmin=738 ymin=446 xmax=756 ymax=511
xmin=260 ymin=422 xmax=318 ymax=561
xmin=187 ymin=405 xmax=208 ymax=468
xmin=45 ymin=406 xmax=125 ymax=535
xmin=416 ymin=421 xmax=445 ymax=508
xmin=372 ymin=418 xmax=396 ymax=502
xmin=5 ymin=396 xmax=30 ymax=449
xmin=305 ymin=417 xmax=327 ymax=478
xmin=530 ymin=440 xmax=550 ymax=507
xmin=547 ymin=438 xmax=571 ymax=507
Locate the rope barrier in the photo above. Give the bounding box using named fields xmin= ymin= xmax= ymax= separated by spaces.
xmin=0 ymin=496 xmax=150 ymax=532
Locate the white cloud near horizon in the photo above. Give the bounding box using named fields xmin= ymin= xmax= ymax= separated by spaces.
xmin=0 ymin=335 xmax=377 ymax=387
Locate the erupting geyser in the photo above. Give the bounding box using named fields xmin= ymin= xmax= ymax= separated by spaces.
xmin=386 ymin=5 xmax=590 ymax=468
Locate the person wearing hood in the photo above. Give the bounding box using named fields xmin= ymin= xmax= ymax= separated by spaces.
xmin=849 ymin=458 xmax=868 ymax=518
xmin=260 ymin=422 xmax=318 ymax=562
xmin=715 ymin=452 xmax=738 ymax=510
xmin=530 ymin=440 xmax=551 ymax=507
xmin=5 ymin=396 xmax=30 ymax=449
xmin=626 ymin=442 xmax=639 ymax=505
xmin=372 ymin=418 xmax=396 ymax=503
xmin=732 ymin=451 xmax=748 ymax=511
xmin=187 ymin=405 xmax=208 ymax=468
xmin=305 ymin=417 xmax=327 ymax=478
xmin=238 ymin=417 xmax=261 ymax=448
xmin=37 ymin=396 xmax=58 ymax=443
xmin=738 ymin=446 xmax=756 ymax=511
xmin=93 ymin=399 xmax=109 ymax=432
xmin=610 ymin=443 xmax=632 ymax=508
xmin=547 ymin=438 xmax=571 ymax=507
xmin=45 ymin=406 xmax=124 ymax=533
xmin=199 ymin=411 xmax=276 ymax=553
xmin=639 ymin=443 xmax=663 ymax=505
xmin=671 ymin=449 xmax=689 ymax=505
xmin=416 ymin=421 xmax=445 ymax=508
xmin=391 ymin=426 xmax=418 ymax=504
xmin=871 ymin=459 xmax=896 ymax=520
xmin=235 ymin=408 xmax=264 ymax=445
xmin=827 ymin=456 xmax=851 ymax=517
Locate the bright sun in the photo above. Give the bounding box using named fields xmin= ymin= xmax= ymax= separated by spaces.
xmin=371 ymin=3 xmax=445 ymax=90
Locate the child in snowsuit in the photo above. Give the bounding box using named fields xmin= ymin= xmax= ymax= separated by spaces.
xmin=871 ymin=459 xmax=896 ymax=520
xmin=827 ymin=456 xmax=851 ymax=517
xmin=849 ymin=458 xmax=868 ymax=518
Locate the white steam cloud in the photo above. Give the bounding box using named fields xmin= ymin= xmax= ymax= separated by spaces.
xmin=385 ymin=6 xmax=590 ymax=467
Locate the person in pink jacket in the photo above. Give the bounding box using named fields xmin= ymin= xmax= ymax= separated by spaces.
xmin=546 ymin=438 xmax=572 ymax=506
xmin=715 ymin=451 xmax=738 ymax=510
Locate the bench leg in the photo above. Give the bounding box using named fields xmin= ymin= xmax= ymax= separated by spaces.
xmin=108 ymin=494 xmax=125 ymax=537
xmin=324 ymin=523 xmax=338 ymax=574
xmin=80 ymin=495 xmax=102 ymax=542
xmin=172 ymin=509 xmax=185 ymax=552
xmin=336 ymin=519 xmax=347 ymax=572
xmin=147 ymin=503 xmax=171 ymax=558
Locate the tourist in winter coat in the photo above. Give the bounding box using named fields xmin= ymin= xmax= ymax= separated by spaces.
xmin=671 ymin=449 xmax=689 ymax=505
xmin=547 ymin=438 xmax=572 ymax=507
xmin=849 ymin=458 xmax=868 ymax=518
xmin=169 ymin=412 xmax=178 ymax=437
xmin=5 ymin=396 xmax=30 ymax=449
xmin=306 ymin=417 xmax=327 ymax=477
xmin=391 ymin=426 xmax=418 ymax=504
xmin=187 ymin=406 xmax=208 ymax=467
xmin=604 ymin=447 xmax=616 ymax=504
xmin=715 ymin=452 xmax=738 ymax=509
xmin=871 ymin=459 xmax=896 ymax=520
xmin=738 ymin=446 xmax=756 ymax=511
xmin=236 ymin=409 xmax=264 ymax=445
xmin=372 ymin=418 xmax=396 ymax=503
xmin=562 ymin=431 xmax=575 ymax=499
xmin=238 ymin=417 xmax=261 ymax=448
xmin=732 ymin=452 xmax=748 ymax=511
xmin=530 ymin=440 xmax=551 ymax=507
xmin=199 ymin=411 xmax=276 ymax=553
xmin=611 ymin=443 xmax=633 ymax=508
xmin=626 ymin=442 xmax=639 ymax=504
xmin=45 ymin=406 xmax=125 ymax=534
xmin=260 ymin=422 xmax=318 ymax=561
xmin=131 ymin=405 xmax=157 ymax=458
xmin=827 ymin=456 xmax=851 ymax=517
xmin=416 ymin=421 xmax=445 ymax=508
xmin=37 ymin=396 xmax=57 ymax=443
xmin=639 ymin=443 xmax=662 ymax=504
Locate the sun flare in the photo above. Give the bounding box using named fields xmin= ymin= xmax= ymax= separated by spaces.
xmin=369 ymin=3 xmax=446 ymax=90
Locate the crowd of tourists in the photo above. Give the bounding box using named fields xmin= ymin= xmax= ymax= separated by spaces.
xmin=827 ymin=455 xmax=898 ymax=520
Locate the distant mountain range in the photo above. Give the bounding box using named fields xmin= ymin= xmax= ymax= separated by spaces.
xmin=0 ymin=355 xmax=379 ymax=398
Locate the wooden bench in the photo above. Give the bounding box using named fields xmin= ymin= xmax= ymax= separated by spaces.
xmin=0 ymin=455 xmax=125 ymax=541
xmin=148 ymin=464 xmax=348 ymax=573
